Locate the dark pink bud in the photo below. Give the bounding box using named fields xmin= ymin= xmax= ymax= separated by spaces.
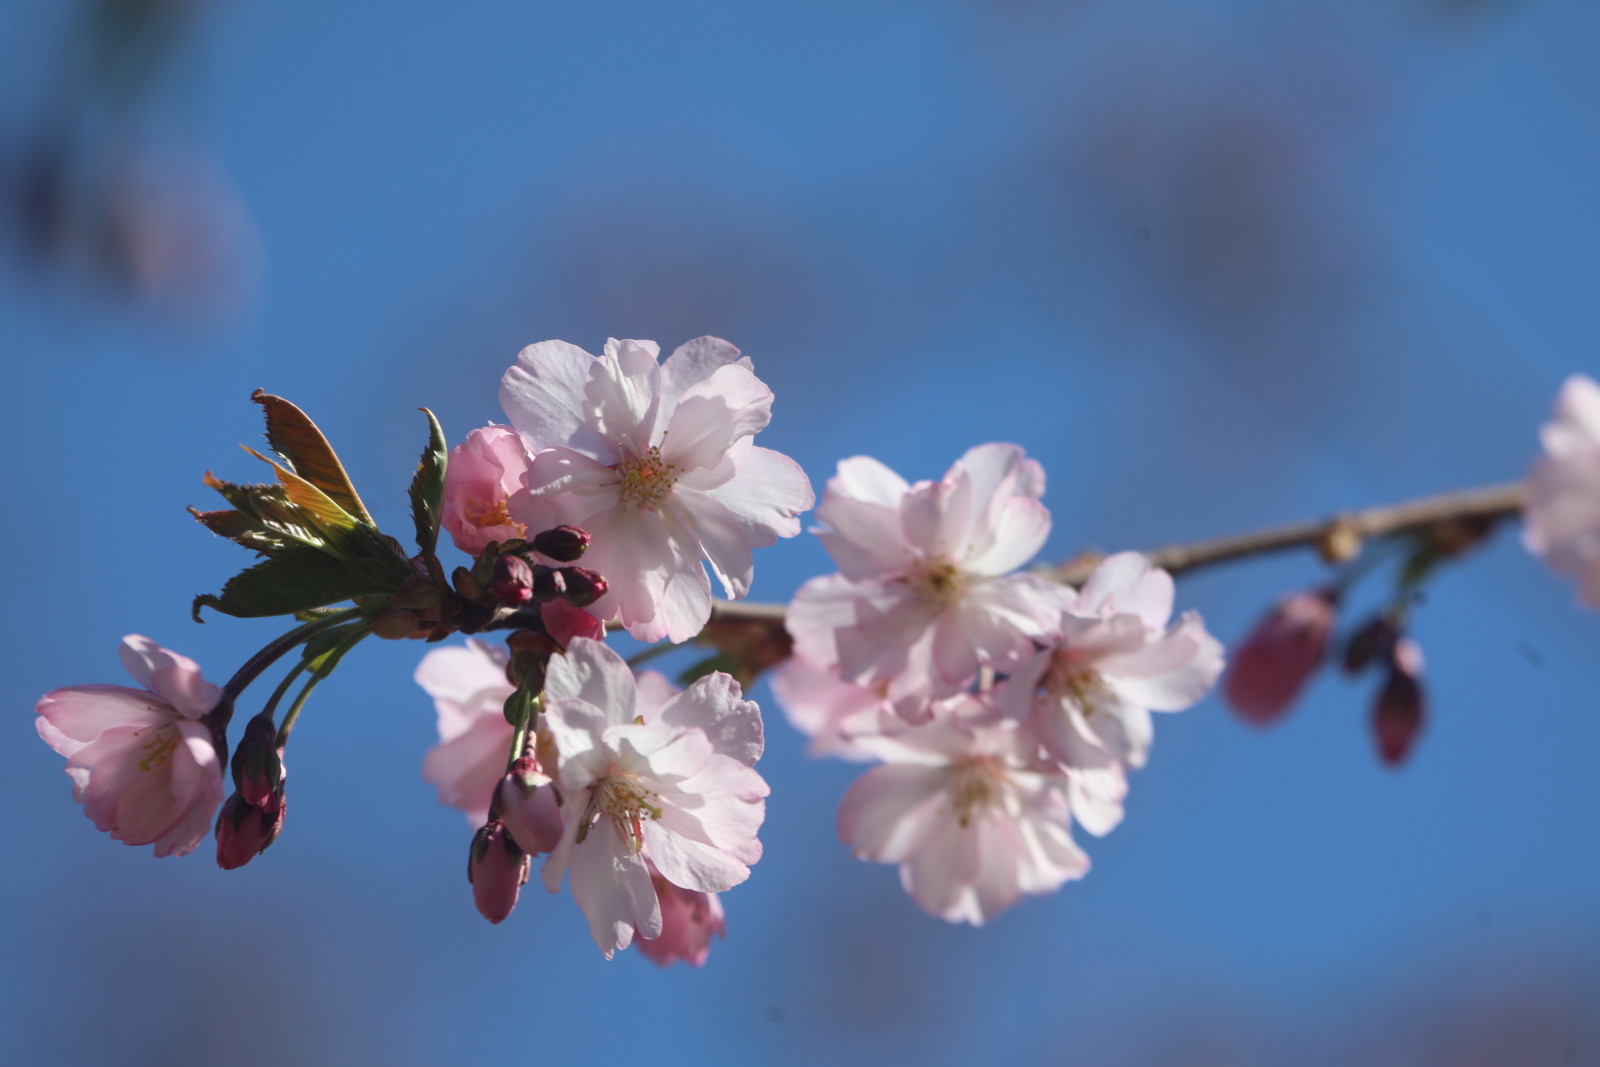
xmin=1343 ymin=614 xmax=1400 ymax=676
xmin=1222 ymin=588 xmax=1338 ymax=726
xmin=468 ymin=821 xmax=527 ymax=924
xmin=231 ymin=713 xmax=282 ymax=808
xmin=559 ymin=567 xmax=607 ymax=609
xmin=1372 ymin=638 xmax=1426 ymax=767
xmin=492 ymin=555 xmax=535 ymax=606
xmin=532 ymin=525 xmax=591 ymax=563
xmin=530 ymin=565 xmax=565 ymax=603
xmin=215 ymin=789 xmax=286 ymax=870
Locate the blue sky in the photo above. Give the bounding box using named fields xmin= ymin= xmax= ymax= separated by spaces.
xmin=2 ymin=2 xmax=1598 ymax=1064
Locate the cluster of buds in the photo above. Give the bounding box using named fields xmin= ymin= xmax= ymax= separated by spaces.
xmin=216 ymin=711 xmax=287 ymax=869
xmin=371 ymin=525 xmax=605 ymax=642
xmin=1223 ymin=586 xmax=1427 ymax=766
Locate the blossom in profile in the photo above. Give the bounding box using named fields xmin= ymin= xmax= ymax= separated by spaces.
xmin=441 ymin=424 xmax=531 ymax=557
xmin=498 ymin=337 xmax=814 ymax=643
xmin=1222 ymin=587 xmax=1338 ymax=725
xmin=636 ymin=863 xmax=726 ymax=968
xmin=35 ymin=635 xmax=225 ymax=858
xmin=1004 ymin=552 xmax=1224 ymax=771
xmin=836 ymin=707 xmax=1090 ymax=925
xmin=1524 ymin=374 xmax=1600 ymax=608
xmin=539 ymin=638 xmax=768 ymax=958
xmin=417 ymin=639 xmax=516 ymax=822
xmin=787 ymin=444 xmax=1062 ymax=715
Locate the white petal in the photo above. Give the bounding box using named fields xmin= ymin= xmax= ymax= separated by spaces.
xmin=544 ymin=638 xmax=638 ymax=726
xmin=569 ymin=819 xmax=661 ymax=956
xmin=654 ymin=672 xmax=763 ymax=766
xmin=499 ymin=341 xmax=611 ymax=459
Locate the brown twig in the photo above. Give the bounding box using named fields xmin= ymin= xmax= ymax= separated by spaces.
xmin=706 ymin=480 xmax=1529 ymax=636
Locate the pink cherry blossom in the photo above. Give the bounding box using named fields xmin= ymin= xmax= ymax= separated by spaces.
xmin=1524 ymin=374 xmax=1600 ymax=608
xmin=836 ymin=706 xmax=1091 ymax=925
xmin=35 ymin=635 xmax=225 ymax=858
xmin=538 ymin=638 xmax=768 ymax=958
xmin=1003 ymin=552 xmax=1224 ymax=771
xmin=1222 ymin=587 xmax=1338 ymax=725
xmin=498 ymin=337 xmax=814 ymax=643
xmin=768 ymin=658 xmax=895 ymax=761
xmin=417 ymin=639 xmax=516 ymax=822
xmin=441 ymin=424 xmax=531 ymax=557
xmin=787 ymin=444 xmax=1063 ymax=715
xmin=636 ymin=862 xmax=726 ymax=968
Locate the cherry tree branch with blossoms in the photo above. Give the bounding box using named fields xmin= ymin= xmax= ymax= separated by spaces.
xmin=30 ymin=334 xmax=1600 ymax=967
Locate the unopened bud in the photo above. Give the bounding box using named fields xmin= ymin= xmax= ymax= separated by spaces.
xmin=231 ymin=713 xmax=283 ymax=808
xmin=559 ymin=567 xmax=607 ymax=608
xmin=493 ymin=554 xmax=535 ymax=607
xmin=505 ymin=629 xmax=559 ymax=690
xmin=468 ymin=821 xmax=528 ymax=924
xmin=216 ymin=788 xmax=287 ymax=870
xmin=1222 ymin=588 xmax=1338 ymax=726
xmin=532 ymin=525 xmax=592 ymax=563
xmin=1372 ymin=638 xmax=1426 ymax=767
xmin=1342 ymin=615 xmax=1400 ymax=676
xmin=530 ymin=565 xmax=565 ymax=603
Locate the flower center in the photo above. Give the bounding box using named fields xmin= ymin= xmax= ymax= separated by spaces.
xmin=463 ymin=495 xmax=523 ymax=534
xmin=589 ymin=772 xmax=662 ymax=852
xmin=908 ymin=556 xmax=966 ymax=610
xmin=947 ymin=757 xmax=1005 ymax=828
xmin=1046 ymin=656 xmax=1111 ymax=718
xmin=137 ymin=726 xmax=180 ymax=773
xmin=615 ymin=446 xmax=679 ymax=512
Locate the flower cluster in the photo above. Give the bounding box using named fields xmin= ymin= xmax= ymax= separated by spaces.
xmin=777 ymin=446 xmax=1224 ymax=923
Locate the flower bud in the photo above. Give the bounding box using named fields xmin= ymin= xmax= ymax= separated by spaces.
xmin=492 ymin=554 xmax=535 ymax=607
xmin=1342 ymin=614 xmax=1400 ymax=676
xmin=530 ymin=565 xmax=565 ymax=603
xmin=231 ymin=713 xmax=282 ymax=808
xmin=215 ymin=787 xmax=286 ymax=870
xmin=1372 ymin=637 xmax=1426 ymax=767
xmin=559 ymin=567 xmax=607 ymax=608
xmin=532 ymin=525 xmax=592 ymax=563
xmin=468 ymin=820 xmax=527 ymax=924
xmin=1222 ymin=588 xmax=1337 ymax=726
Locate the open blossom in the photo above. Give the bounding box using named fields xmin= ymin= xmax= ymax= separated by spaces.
xmin=539 ymin=638 xmax=767 ymax=958
xmin=787 ymin=444 xmax=1062 ymax=715
xmin=35 ymin=635 xmax=225 ymax=857
xmin=769 ymin=658 xmax=896 ymax=762
xmin=1524 ymin=374 xmax=1600 ymax=608
xmin=1004 ymin=552 xmax=1224 ymax=771
xmin=837 ymin=704 xmax=1091 ymax=925
xmin=441 ymin=424 xmax=530 ymax=557
xmin=499 ymin=337 xmax=814 ymax=643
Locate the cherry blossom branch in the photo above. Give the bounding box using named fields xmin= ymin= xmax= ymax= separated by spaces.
xmin=702 ymin=479 xmax=1529 ymax=647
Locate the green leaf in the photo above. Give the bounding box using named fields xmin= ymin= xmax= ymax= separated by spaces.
xmin=252 ymin=390 xmax=375 ymax=526
xmin=408 ymin=407 xmax=448 ymax=558
xmin=240 ymin=445 xmax=362 ymax=548
xmin=201 ymin=471 xmax=328 ymax=551
xmin=300 ymin=620 xmax=372 ymax=671
xmin=192 ymin=547 xmax=395 ymax=620
xmin=188 ymin=506 xmax=287 ymax=556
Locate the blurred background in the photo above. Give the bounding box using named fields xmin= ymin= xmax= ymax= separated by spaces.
xmin=2 ymin=1 xmax=1597 ymax=1064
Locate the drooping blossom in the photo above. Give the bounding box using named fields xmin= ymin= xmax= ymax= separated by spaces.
xmin=35 ymin=635 xmax=225 ymax=858
xmin=539 ymin=638 xmax=767 ymax=958
xmin=1524 ymin=374 xmax=1600 ymax=608
xmin=498 ymin=337 xmax=814 ymax=643
xmin=1003 ymin=552 xmax=1224 ymax=771
xmin=787 ymin=444 xmax=1062 ymax=715
xmin=1372 ymin=637 xmax=1426 ymax=767
xmin=441 ymin=424 xmax=530 ymax=557
xmin=636 ymin=862 xmax=726 ymax=968
xmin=836 ymin=702 xmax=1092 ymax=925
xmin=1222 ymin=587 xmax=1338 ymax=725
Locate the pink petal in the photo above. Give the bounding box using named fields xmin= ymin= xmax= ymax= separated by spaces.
xmin=499 ymin=340 xmax=612 ymax=460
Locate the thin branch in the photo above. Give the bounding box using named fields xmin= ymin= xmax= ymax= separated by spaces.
xmin=706 ymin=480 xmax=1529 ymax=633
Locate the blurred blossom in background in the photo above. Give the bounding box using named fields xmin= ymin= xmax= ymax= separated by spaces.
xmin=3 ymin=1 xmax=1599 ymax=1065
